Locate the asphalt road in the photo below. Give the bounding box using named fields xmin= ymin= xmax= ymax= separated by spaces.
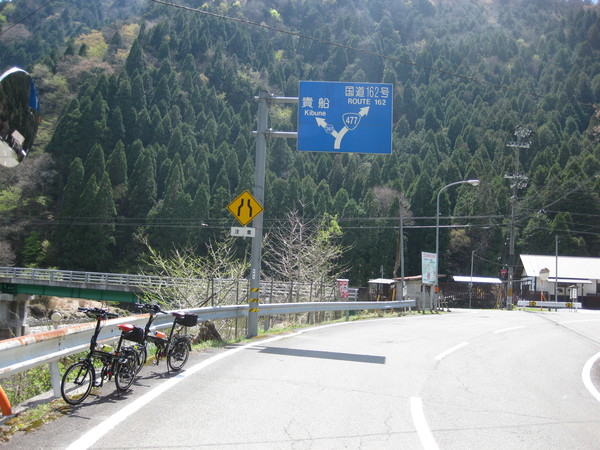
xmin=4 ymin=308 xmax=600 ymax=449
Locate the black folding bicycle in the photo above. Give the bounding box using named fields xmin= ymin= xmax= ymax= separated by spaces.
xmin=122 ymin=303 xmax=197 ymax=373
xmin=60 ymin=307 xmax=138 ymax=405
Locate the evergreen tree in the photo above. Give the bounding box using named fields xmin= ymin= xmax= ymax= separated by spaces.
xmin=109 ymin=106 xmax=126 ymax=147
xmin=62 ymin=175 xmax=99 ymax=270
xmin=46 ymin=102 xmax=84 ymax=178
xmin=107 ymin=141 xmax=128 ymax=198
xmin=128 ymin=150 xmax=157 ymax=219
xmin=84 ymin=143 xmax=106 ymax=182
xmin=125 ymin=38 xmax=145 ymax=76
xmin=148 ymin=156 xmax=191 ymax=249
xmin=89 ymin=172 xmax=117 ymax=269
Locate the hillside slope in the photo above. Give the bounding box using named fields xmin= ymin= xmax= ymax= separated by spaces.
xmin=0 ymin=0 xmax=599 ymax=285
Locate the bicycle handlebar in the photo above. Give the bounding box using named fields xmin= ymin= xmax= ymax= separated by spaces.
xmin=78 ymin=307 xmax=118 ymax=319
xmin=135 ymin=302 xmax=167 ymax=315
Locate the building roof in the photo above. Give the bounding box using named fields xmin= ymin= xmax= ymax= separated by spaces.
xmin=368 ymin=278 xmax=396 ymax=285
xmin=453 ymin=276 xmax=502 ymax=284
xmin=520 ymin=254 xmax=600 ymax=280
xmin=548 ymin=277 xmax=592 ymax=284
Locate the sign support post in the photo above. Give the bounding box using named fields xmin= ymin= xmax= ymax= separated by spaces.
xmin=247 ymin=82 xmax=390 ymax=336
xmin=247 ymin=91 xmax=298 ymax=337
xmin=248 ymin=90 xmax=268 ymax=337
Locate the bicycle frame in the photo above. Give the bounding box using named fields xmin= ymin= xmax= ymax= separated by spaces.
xmin=145 ymin=310 xmax=183 ymax=359
xmin=86 ymin=315 xmax=134 ymax=385
xmin=130 ymin=303 xmax=196 ymax=371
xmin=61 ymin=308 xmax=138 ymax=405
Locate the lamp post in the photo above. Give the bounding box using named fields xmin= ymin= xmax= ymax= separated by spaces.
xmin=435 ymin=179 xmax=480 ymax=310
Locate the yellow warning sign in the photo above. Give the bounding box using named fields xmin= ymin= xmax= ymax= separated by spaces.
xmin=227 ymin=190 xmax=264 ymax=226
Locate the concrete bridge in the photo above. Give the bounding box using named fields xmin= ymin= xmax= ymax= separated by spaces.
xmin=0 ymin=267 xmax=346 ymax=340
xmin=0 ymin=267 xmax=172 ymax=339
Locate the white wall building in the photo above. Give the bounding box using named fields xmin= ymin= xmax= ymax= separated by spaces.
xmin=520 ymin=254 xmax=600 ymax=305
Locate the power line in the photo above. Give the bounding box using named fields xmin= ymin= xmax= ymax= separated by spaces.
xmin=473 ymin=252 xmax=505 ymax=267
xmin=11 ymin=216 xmax=507 ymax=230
xmin=0 ymin=0 xmax=57 ymax=37
xmin=149 ymin=0 xmax=587 ymax=107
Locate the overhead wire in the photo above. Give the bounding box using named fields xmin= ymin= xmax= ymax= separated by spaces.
xmin=2 ymin=0 xmax=597 ymax=239
xmin=147 ymin=0 xmax=600 ymax=238
xmin=0 ymin=0 xmax=57 ymax=37
xmin=149 ymin=0 xmax=597 ymax=109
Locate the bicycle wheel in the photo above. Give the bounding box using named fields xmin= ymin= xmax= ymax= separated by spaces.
xmin=61 ymin=361 xmax=94 ymax=405
xmin=115 ymin=351 xmax=137 ymax=391
xmin=134 ymin=344 xmax=147 ymax=374
xmin=125 ymin=344 xmax=146 ymax=374
xmin=167 ymin=337 xmax=190 ymax=371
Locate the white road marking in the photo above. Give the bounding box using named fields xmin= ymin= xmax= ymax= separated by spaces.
xmin=410 ymin=397 xmax=439 ymax=450
xmin=66 ymin=332 xmax=305 ymax=450
xmin=66 ymin=320 xmax=359 ymax=449
xmin=493 ymin=325 xmax=526 ymax=334
xmin=560 ymin=319 xmax=600 ymax=324
xmin=582 ymin=352 xmax=600 ymax=403
xmin=434 ymin=342 xmax=469 ymax=361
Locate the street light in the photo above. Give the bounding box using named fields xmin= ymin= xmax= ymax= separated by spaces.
xmin=435 ymin=179 xmax=480 ymax=310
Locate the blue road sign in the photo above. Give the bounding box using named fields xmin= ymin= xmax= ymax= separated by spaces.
xmin=297 ymin=81 xmax=393 ymax=154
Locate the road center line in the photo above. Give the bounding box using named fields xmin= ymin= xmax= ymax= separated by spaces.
xmin=410 ymin=397 xmax=439 ymax=450
xmin=494 ymin=325 xmax=526 ymax=334
xmin=582 ymin=351 xmax=600 ymax=403
xmin=434 ymin=342 xmax=468 ymax=361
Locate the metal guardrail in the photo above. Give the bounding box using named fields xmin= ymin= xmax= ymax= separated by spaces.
xmin=517 ymin=300 xmax=581 ymax=309
xmin=0 ymin=300 xmax=415 ymax=383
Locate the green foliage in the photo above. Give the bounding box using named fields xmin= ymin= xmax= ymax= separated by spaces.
xmin=2 ymin=364 xmax=52 ymax=406
xmin=0 ymin=187 xmax=20 ymax=214
xmin=0 ymin=0 xmax=598 ymax=285
xmin=21 ymin=231 xmax=46 ymax=268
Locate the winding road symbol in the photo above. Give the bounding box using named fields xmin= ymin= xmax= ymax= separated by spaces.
xmin=315 ymin=106 xmax=370 ymax=150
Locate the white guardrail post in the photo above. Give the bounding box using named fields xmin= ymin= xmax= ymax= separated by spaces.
xmin=516 ymin=300 xmax=581 ymax=310
xmin=0 ymin=300 xmax=415 ymax=398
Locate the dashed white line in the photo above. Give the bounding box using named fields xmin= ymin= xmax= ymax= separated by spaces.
xmin=434 ymin=342 xmax=469 ymax=361
xmin=494 ymin=325 xmax=526 ymax=334
xmin=582 ymin=352 xmax=600 ymax=403
xmin=410 ymin=397 xmax=439 ymax=450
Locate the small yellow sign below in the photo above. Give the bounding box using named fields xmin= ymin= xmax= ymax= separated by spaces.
xmin=227 ymin=190 xmax=264 ymax=226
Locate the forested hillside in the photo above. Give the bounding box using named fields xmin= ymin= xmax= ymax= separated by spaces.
xmin=0 ymin=0 xmax=599 ymax=285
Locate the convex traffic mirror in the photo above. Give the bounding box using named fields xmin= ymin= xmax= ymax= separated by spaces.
xmin=0 ymin=67 xmax=41 ymax=167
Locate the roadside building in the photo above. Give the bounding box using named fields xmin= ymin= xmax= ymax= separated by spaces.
xmin=367 ymin=278 xmax=396 ymax=301
xmin=444 ymin=276 xmax=503 ymax=309
xmin=519 ymin=254 xmax=600 ymax=309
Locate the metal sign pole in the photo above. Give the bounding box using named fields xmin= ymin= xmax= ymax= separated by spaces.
xmin=247 ymin=90 xmax=269 ymax=337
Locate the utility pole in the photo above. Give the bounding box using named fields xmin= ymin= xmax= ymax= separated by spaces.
xmin=555 ymin=235 xmax=559 ymax=302
xmin=248 ymin=91 xmax=298 ymax=337
xmin=393 ymin=197 xmax=407 ymax=299
xmin=469 ymin=250 xmax=474 ymax=309
xmin=505 ymin=126 xmax=532 ymax=310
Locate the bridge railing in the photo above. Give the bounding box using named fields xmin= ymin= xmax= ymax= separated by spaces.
xmin=0 ymin=266 xmax=173 ymax=290
xmin=0 ymin=267 xmax=336 ymax=305
xmin=0 ymin=300 xmax=415 ymax=399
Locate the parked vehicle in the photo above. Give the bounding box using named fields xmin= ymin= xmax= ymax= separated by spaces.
xmin=60 ymin=307 xmax=138 ymax=405
xmin=124 ymin=303 xmax=198 ymax=373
